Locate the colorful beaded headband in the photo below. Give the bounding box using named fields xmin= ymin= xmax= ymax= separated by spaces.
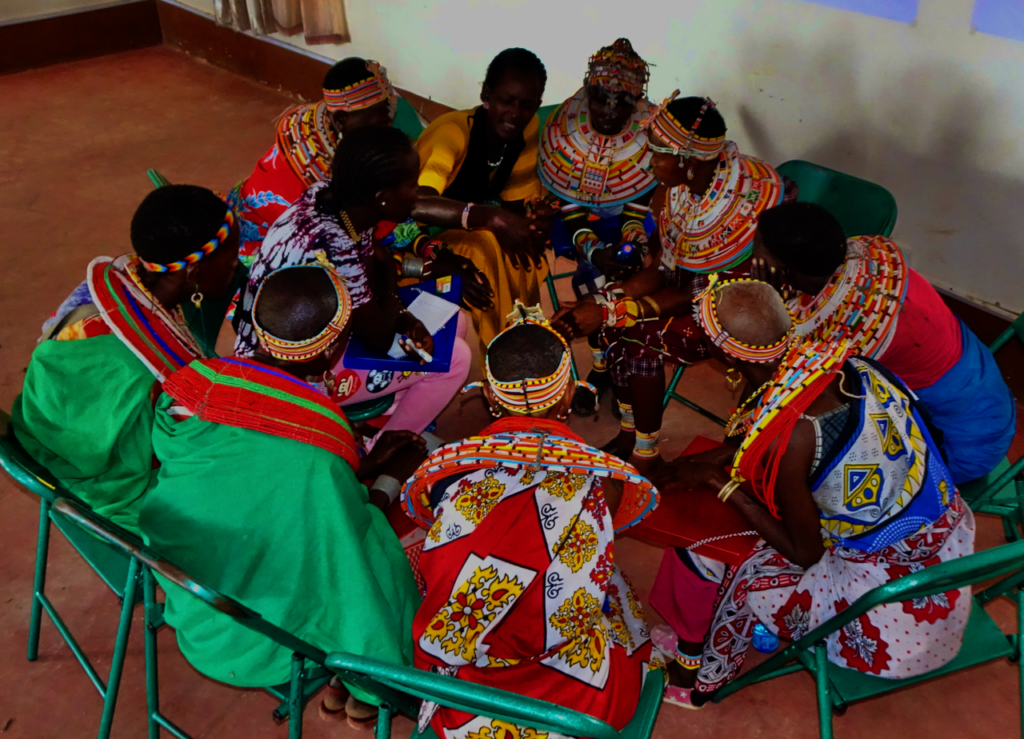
xmin=584 ymin=39 xmax=650 ymax=99
xmin=252 ymin=254 xmax=353 ymax=363
xmin=463 ymin=302 xmax=594 ymax=414
xmin=643 ymin=92 xmax=726 ymax=161
xmin=323 ymin=60 xmax=396 ymax=113
xmin=137 ymin=193 xmax=236 ymax=274
xmin=696 ymin=275 xmax=794 ymax=363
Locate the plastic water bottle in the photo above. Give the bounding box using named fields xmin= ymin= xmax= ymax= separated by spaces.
xmin=752 ymin=622 xmax=780 ymax=653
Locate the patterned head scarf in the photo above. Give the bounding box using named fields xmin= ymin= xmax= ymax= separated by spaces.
xmin=696 ymin=275 xmax=794 ymax=363
xmin=584 ymin=38 xmax=650 ymax=100
xmin=643 ymin=93 xmax=727 ymax=161
xmin=252 ymin=254 xmax=353 ymax=362
xmin=323 ymin=60 xmax=398 ymax=119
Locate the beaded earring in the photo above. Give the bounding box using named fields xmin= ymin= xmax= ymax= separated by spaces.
xmin=191 ymin=285 xmax=203 ymax=309
xmin=726 ymin=367 xmax=743 ymax=391
xmin=323 ymin=369 xmax=337 ymax=396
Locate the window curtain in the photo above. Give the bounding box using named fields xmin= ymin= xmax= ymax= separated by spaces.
xmin=214 ymin=0 xmax=350 ymax=45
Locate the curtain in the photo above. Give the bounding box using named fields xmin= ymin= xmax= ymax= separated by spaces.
xmin=214 ymin=0 xmax=350 ymax=45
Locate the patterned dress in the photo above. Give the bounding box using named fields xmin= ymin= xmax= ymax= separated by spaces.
xmin=692 ymin=358 xmax=975 ymax=693
xmin=234 ymin=182 xmax=373 ymax=358
xmin=404 ymin=418 xmax=664 ymax=737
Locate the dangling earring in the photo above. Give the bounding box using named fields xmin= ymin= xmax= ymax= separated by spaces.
xmin=686 ymin=166 xmax=695 ymax=181
xmin=191 ymin=285 xmax=203 ymax=309
xmin=322 ymin=370 xmax=337 ymax=397
xmin=488 ymin=404 xmax=501 ymax=418
xmin=677 ymin=154 xmax=686 ymax=169
xmin=556 ymin=407 xmax=570 ymax=421
xmin=725 ymin=368 xmax=743 ymax=391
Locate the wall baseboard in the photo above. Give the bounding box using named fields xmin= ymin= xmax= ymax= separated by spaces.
xmin=156 ymin=0 xmax=452 ymax=120
xmin=0 ymin=0 xmax=161 ymax=75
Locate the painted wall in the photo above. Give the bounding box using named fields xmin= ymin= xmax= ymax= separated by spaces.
xmin=155 ymin=1 xmax=1024 ymax=312
xmin=0 ymin=0 xmax=135 ymax=24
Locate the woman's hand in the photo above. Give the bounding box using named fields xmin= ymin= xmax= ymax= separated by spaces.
xmin=553 ymin=300 xmax=604 ymax=341
xmin=396 ymin=313 xmax=435 ymax=364
xmin=359 ymin=430 xmax=428 ymax=482
xmin=431 ymin=251 xmax=494 ymax=310
xmin=488 ymin=209 xmax=545 ymax=269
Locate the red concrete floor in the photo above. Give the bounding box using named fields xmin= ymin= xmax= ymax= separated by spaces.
xmin=0 ymin=46 xmax=1021 ymax=739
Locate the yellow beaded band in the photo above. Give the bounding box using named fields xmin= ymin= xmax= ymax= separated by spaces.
xmin=696 ymin=275 xmax=794 ymax=363
xmin=252 ymin=254 xmax=353 ymax=362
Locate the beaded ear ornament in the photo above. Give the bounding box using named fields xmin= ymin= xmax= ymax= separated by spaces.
xmin=463 ymin=301 xmax=596 ymax=414
xmin=252 ymin=252 xmax=353 ymax=362
xmin=137 ymin=189 xmax=238 ymax=274
xmin=323 ymin=60 xmax=397 ymax=118
xmin=642 ymin=92 xmax=726 ymax=162
xmin=695 ymin=274 xmax=794 ymax=363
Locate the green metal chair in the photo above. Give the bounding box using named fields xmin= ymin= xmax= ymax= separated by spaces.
xmin=958 ymin=310 xmax=1024 ymax=542
xmin=776 ymin=160 xmax=898 ymax=239
xmin=0 ymin=410 xmax=142 ymax=739
xmin=52 ymin=496 xmax=339 ymax=739
xmin=695 ymin=538 xmax=1024 ymax=739
xmin=326 ymin=651 xmax=663 ymax=739
xmin=663 ymin=160 xmax=903 ymax=426
xmin=395 ymin=96 xmax=427 ymax=139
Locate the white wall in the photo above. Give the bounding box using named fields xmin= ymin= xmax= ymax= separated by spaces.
xmin=0 ymin=0 xmax=138 ymax=24
xmin=184 ymin=0 xmax=1024 ymax=313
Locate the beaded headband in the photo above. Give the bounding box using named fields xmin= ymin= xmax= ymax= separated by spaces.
xmin=323 ymin=60 xmax=397 ymax=114
xmin=137 ymin=191 xmax=237 ymax=274
xmin=463 ymin=302 xmax=594 ymax=414
xmin=643 ymin=92 xmax=726 ymax=161
xmin=584 ymin=38 xmax=650 ymax=99
xmin=696 ymin=275 xmax=794 ymax=363
xmin=252 ymin=254 xmax=353 ymax=363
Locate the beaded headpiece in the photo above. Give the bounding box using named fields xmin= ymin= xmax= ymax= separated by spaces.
xmin=643 ymin=93 xmax=726 ymax=161
xmin=584 ymin=38 xmax=650 ymax=100
xmin=322 ymin=60 xmax=397 ymax=115
xmin=463 ymin=302 xmax=594 ymax=414
xmin=696 ymin=275 xmax=794 ymax=363
xmin=137 ymin=190 xmax=238 ymax=274
xmin=252 ymin=254 xmax=353 ymax=363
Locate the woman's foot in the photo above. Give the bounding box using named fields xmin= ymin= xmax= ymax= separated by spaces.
xmin=344 ymin=695 xmax=379 ymax=731
xmin=318 ymin=677 xmax=349 ymax=723
xmin=663 ymin=685 xmax=704 ymax=710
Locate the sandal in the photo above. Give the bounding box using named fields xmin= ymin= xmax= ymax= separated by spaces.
xmin=345 ymin=695 xmax=379 ymax=732
xmin=663 ymin=685 xmax=704 ymax=710
xmin=318 ymin=678 xmax=349 ymax=723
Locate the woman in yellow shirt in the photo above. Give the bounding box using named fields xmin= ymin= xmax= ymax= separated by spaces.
xmin=413 ymin=48 xmax=553 ymax=352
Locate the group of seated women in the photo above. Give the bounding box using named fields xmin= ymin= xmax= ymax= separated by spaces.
xmin=10 ymin=35 xmax=1015 ymax=730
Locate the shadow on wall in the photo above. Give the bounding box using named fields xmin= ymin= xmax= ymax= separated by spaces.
xmin=734 ymin=37 xmax=1024 ymax=315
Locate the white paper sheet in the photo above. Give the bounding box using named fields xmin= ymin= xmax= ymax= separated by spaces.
xmin=387 ymin=292 xmax=461 ymax=359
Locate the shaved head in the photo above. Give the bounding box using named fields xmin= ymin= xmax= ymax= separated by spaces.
xmin=715 ymin=281 xmax=792 ymax=348
xmin=254 ymin=267 xmax=339 ymax=342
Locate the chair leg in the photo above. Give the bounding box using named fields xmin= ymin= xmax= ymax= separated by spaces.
xmin=143 ymin=569 xmax=161 ymax=739
xmin=97 ymin=557 xmax=141 ymax=739
xmin=28 ymin=497 xmax=52 ymax=661
xmin=288 ymin=653 xmax=305 ymax=739
xmin=1018 ymin=587 xmax=1023 ymax=739
xmin=545 ymin=272 xmax=561 ymax=313
xmin=375 ymin=703 xmax=393 ymax=739
xmin=814 ymin=642 xmax=834 ymax=739
xmin=662 ymin=365 xmax=684 ymax=409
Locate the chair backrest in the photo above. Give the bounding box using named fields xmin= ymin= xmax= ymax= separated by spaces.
xmin=395 ymin=96 xmax=427 ymax=140
xmin=791 ymin=538 xmax=1024 ymax=651
xmin=988 ymin=311 xmax=1024 ymax=355
xmin=536 ymin=103 xmax=559 ymax=135
xmin=0 ymin=410 xmax=62 ymax=503
xmin=48 ymin=497 xmax=368 ymax=680
xmin=776 ymin=160 xmax=898 ymax=238
xmin=326 ymin=652 xmax=622 ymax=739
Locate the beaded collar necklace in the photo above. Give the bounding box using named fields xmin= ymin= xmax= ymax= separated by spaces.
xmin=123 ymin=258 xmax=204 ymax=357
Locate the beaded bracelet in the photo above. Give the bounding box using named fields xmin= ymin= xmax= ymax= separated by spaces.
xmin=601 ymin=296 xmax=641 ymax=329
xmin=573 ymin=229 xmax=604 ymax=263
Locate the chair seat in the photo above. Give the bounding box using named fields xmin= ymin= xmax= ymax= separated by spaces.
xmin=825 ymin=601 xmax=1013 ymax=704
xmin=959 ymin=456 xmax=1017 ymax=511
xmin=344 ymin=394 xmax=396 ymax=423
xmin=50 ymin=509 xmax=140 ymax=602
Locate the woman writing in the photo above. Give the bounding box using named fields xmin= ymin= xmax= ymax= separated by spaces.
xmin=236 ymin=126 xmax=472 ymax=441
xmin=413 ymin=47 xmax=554 ymax=353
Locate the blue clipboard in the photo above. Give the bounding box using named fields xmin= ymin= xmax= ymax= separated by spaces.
xmin=342 ymin=275 xmax=462 ymax=373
